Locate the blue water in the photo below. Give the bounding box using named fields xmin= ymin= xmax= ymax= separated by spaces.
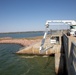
xmin=0 ymin=32 xmax=44 ymax=38
xmin=0 ymin=32 xmax=55 ymax=75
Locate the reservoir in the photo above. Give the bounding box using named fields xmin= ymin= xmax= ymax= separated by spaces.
xmin=0 ymin=32 xmax=44 ymax=38
xmin=0 ymin=32 xmax=55 ymax=75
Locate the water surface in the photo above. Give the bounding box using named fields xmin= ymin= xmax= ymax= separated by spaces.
xmin=0 ymin=44 xmax=55 ymax=75
xmin=0 ymin=32 xmax=44 ymax=38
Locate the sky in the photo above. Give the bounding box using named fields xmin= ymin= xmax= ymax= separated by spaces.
xmin=0 ymin=0 xmax=76 ymax=32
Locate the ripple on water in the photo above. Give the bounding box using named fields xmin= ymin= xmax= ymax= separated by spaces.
xmin=0 ymin=44 xmax=55 ymax=75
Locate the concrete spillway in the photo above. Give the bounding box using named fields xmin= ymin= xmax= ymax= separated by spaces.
xmin=16 ymin=41 xmax=61 ymax=55
xmin=16 ymin=34 xmax=61 ymax=55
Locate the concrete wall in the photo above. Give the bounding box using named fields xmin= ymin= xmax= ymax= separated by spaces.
xmin=69 ymin=42 xmax=76 ymax=75
xmin=63 ymin=34 xmax=76 ymax=75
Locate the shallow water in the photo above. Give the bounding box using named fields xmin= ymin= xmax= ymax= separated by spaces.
xmin=0 ymin=44 xmax=55 ymax=75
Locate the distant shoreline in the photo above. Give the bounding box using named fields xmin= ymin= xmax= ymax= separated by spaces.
xmin=0 ymin=31 xmax=44 ymax=34
xmin=0 ymin=29 xmax=67 ymax=34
